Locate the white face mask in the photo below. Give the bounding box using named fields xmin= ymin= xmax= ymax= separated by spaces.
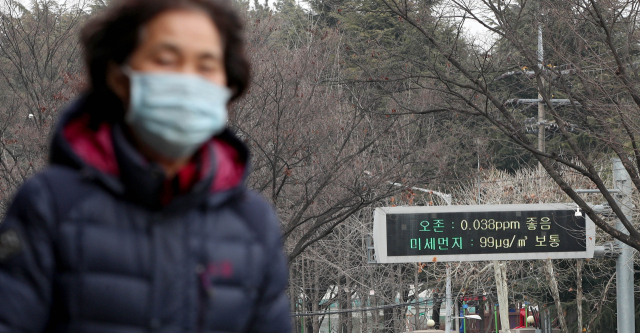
xmin=123 ymin=68 xmax=231 ymax=160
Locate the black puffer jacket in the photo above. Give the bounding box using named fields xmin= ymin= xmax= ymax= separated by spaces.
xmin=0 ymin=94 xmax=291 ymax=333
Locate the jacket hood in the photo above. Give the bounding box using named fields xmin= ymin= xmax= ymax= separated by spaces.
xmin=50 ymin=92 xmax=249 ymax=209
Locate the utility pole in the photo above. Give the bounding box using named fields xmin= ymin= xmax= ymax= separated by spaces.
xmin=580 ymin=160 xmax=635 ymax=332
xmin=613 ymin=158 xmax=635 ymax=332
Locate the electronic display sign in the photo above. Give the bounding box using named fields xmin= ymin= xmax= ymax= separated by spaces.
xmin=372 ymin=204 xmax=595 ymax=263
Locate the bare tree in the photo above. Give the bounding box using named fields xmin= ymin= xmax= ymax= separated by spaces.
xmin=453 ymin=165 xmax=620 ymax=332
xmin=232 ymin=11 xmax=442 ymax=260
xmin=335 ymin=0 xmax=640 ymax=250
xmin=0 ymin=0 xmax=86 ymax=213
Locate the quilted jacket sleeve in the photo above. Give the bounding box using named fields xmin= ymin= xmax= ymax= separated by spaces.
xmin=245 ymin=194 xmax=292 ymax=333
xmin=0 ymin=177 xmax=55 ymax=333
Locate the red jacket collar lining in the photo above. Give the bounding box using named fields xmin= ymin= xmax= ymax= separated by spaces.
xmin=62 ymin=114 xmax=245 ymax=200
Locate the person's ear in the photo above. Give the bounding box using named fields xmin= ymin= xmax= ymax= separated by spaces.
xmin=106 ymin=62 xmax=130 ymax=107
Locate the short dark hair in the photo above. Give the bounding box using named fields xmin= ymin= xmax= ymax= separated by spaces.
xmin=81 ymin=0 xmax=250 ymax=102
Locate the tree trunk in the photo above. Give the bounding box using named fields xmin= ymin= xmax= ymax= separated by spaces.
xmin=544 ymin=259 xmax=569 ymax=333
xmin=432 ymin=293 xmax=442 ymax=329
xmin=345 ymin=275 xmax=352 ymax=333
xmin=414 ymin=265 xmax=420 ymax=330
xmin=455 ymin=301 xmax=460 ymax=332
xmin=576 ymin=259 xmax=583 ymax=333
xmin=291 ymin=265 xmax=298 ymax=333
xmin=382 ymin=307 xmax=394 ymax=333
xmin=397 ymin=267 xmax=410 ymax=333
xmin=478 ymin=296 xmax=486 ymax=332
xmin=360 ymin=289 xmax=367 ymax=333
xmin=312 ymin=261 xmax=320 ymax=333
xmin=372 ymin=291 xmax=380 ymax=333
xmin=493 ymin=261 xmax=511 ymax=333
xmin=483 ymin=306 xmax=495 ymax=333
xmin=302 ymin=259 xmax=306 ymax=333
xmin=338 ymin=276 xmax=348 ymax=333
xmin=585 ymin=273 xmax=615 ymax=333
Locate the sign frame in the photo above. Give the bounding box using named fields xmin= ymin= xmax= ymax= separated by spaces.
xmin=372 ymin=203 xmax=595 ymax=263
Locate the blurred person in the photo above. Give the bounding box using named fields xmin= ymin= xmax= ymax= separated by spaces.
xmin=0 ymin=0 xmax=291 ymax=332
